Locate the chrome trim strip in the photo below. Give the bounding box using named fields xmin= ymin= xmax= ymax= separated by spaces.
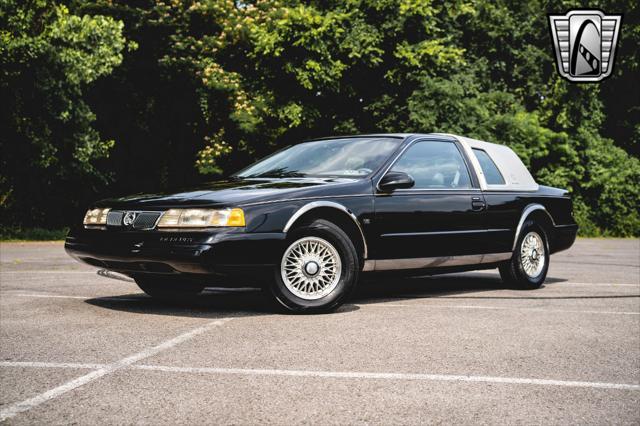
xmin=477 ymin=189 xmax=539 ymax=194
xmin=283 ymin=201 xmax=368 ymax=259
xmin=554 ymin=224 xmax=578 ymax=229
xmin=373 ymin=252 xmax=512 ymax=271
xmin=512 ymin=204 xmax=556 ymax=251
xmin=482 ymin=252 xmax=514 ymax=263
xmin=362 ymin=260 xmax=376 ymax=271
xmin=375 ymin=188 xmax=481 ymax=194
xmin=381 ymin=229 xmax=509 ymax=238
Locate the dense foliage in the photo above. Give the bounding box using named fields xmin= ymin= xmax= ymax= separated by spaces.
xmin=1 ymin=0 xmax=638 ymax=236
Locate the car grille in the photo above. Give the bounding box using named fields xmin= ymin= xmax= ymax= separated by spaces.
xmin=106 ymin=211 xmax=124 ymax=226
xmin=106 ymin=211 xmax=162 ymax=230
xmin=133 ymin=212 xmax=162 ymax=230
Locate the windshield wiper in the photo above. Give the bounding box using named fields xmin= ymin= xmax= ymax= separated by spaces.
xmin=247 ymin=168 xmax=307 ymax=178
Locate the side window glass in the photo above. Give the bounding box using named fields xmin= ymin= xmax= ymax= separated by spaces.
xmin=390 ymin=141 xmax=472 ymax=189
xmin=472 ymin=149 xmax=505 ymax=185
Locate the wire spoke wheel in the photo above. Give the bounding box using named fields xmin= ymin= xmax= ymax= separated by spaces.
xmin=520 ymin=231 xmax=545 ymax=278
xmin=281 ymin=236 xmax=342 ymax=300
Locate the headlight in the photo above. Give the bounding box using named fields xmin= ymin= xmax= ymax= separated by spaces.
xmin=83 ymin=208 xmax=111 ymax=225
xmin=157 ymin=208 xmax=245 ymax=228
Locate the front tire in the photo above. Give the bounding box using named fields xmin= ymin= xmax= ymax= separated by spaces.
xmin=134 ymin=276 xmax=205 ymax=299
xmin=271 ymin=219 xmax=359 ymax=313
xmin=499 ymin=220 xmax=549 ymax=289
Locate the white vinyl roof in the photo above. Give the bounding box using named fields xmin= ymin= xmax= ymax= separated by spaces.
xmin=436 ymin=134 xmax=539 ymax=191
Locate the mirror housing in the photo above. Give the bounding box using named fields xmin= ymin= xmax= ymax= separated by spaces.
xmin=378 ymin=171 xmax=415 ymax=192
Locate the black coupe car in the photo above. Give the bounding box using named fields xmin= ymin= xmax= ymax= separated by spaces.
xmin=66 ymin=134 xmax=578 ymax=312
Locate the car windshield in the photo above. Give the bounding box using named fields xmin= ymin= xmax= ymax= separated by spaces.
xmin=235 ymin=137 xmax=402 ymax=179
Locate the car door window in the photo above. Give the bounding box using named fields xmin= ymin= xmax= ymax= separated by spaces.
xmin=390 ymin=141 xmax=472 ymax=189
xmin=472 ymin=148 xmax=505 ymax=185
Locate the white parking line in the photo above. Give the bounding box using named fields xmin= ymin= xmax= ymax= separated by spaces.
xmin=2 ymin=361 xmax=637 ymax=391
xmin=553 ymin=282 xmax=640 ymax=287
xmin=0 ymin=270 xmax=96 ymax=274
xmin=0 ymin=318 xmax=233 ymax=422
xmin=7 ymin=293 xmax=640 ymax=316
xmin=132 ymin=365 xmax=640 ymax=391
xmin=360 ymin=303 xmax=640 ymax=315
xmin=10 ymin=293 xmax=92 ymax=299
xmin=0 ymin=361 xmax=106 ymax=369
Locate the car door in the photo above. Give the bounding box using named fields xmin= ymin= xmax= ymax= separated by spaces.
xmin=469 ymin=147 xmax=518 ymax=253
xmin=372 ymin=138 xmax=488 ymax=260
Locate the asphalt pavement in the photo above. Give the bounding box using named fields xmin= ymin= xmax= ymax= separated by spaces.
xmin=0 ymin=238 xmax=638 ymax=424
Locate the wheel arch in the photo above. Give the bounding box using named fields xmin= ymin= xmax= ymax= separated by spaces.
xmin=512 ymin=204 xmax=556 ymax=251
xmin=283 ymin=201 xmax=368 ymax=261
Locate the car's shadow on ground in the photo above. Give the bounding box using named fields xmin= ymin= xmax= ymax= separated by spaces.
xmin=354 ymin=272 xmax=567 ymax=303
xmin=85 ymin=287 xmax=288 ymax=319
xmin=85 ymin=271 xmax=579 ymax=317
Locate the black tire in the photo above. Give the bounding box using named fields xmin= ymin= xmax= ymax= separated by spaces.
xmin=134 ymin=275 xmax=205 ymax=299
xmin=499 ymin=219 xmax=550 ymax=289
xmin=270 ymin=219 xmax=359 ymax=313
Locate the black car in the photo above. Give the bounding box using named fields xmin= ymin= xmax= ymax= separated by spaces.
xmin=66 ymin=133 xmax=578 ymax=312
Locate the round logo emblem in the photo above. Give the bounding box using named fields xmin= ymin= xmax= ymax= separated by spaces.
xmin=122 ymin=211 xmax=137 ymax=226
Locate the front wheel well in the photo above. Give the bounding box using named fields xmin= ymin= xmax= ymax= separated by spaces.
xmin=286 ymin=207 xmax=366 ymax=264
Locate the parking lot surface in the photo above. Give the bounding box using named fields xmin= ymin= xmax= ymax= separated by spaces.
xmin=1 ymin=239 xmax=639 ymax=424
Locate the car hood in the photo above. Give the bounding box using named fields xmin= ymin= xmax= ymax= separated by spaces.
xmin=97 ymin=177 xmax=369 ymax=209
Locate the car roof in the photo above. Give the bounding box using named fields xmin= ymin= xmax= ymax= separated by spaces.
xmin=307 ymin=133 xmax=538 ymax=191
xmin=436 ymin=133 xmax=539 ymax=191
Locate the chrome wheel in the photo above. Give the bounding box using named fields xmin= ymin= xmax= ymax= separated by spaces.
xmin=520 ymin=231 xmax=545 ymax=278
xmin=281 ymin=237 xmax=342 ymax=300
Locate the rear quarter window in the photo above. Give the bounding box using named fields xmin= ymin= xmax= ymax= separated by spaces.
xmin=472 ymin=148 xmax=505 ymax=185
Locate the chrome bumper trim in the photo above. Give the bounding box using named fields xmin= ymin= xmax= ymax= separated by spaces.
xmin=97 ymin=269 xmax=135 ymax=283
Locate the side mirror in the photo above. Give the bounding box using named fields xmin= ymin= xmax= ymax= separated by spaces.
xmin=378 ymin=171 xmax=415 ymax=192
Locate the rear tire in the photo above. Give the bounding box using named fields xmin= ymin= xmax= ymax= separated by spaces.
xmin=499 ymin=220 xmax=549 ymax=289
xmin=271 ymin=219 xmax=359 ymax=313
xmin=134 ymin=276 xmax=205 ymax=299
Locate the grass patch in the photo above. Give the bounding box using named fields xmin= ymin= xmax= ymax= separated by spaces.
xmin=0 ymin=227 xmax=69 ymax=241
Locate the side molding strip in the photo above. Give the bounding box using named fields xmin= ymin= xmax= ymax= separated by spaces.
xmin=512 ymin=204 xmax=556 ymax=251
xmin=283 ymin=201 xmax=368 ymax=259
xmin=381 ymin=229 xmax=509 ymax=238
xmin=365 ymin=252 xmax=511 ymax=271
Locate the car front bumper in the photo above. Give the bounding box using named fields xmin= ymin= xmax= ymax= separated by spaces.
xmin=65 ymin=227 xmax=287 ymax=279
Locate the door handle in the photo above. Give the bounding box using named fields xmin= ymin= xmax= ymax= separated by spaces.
xmin=471 ymin=199 xmax=486 ymax=211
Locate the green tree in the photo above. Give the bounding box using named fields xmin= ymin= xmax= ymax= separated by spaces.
xmin=3 ymin=0 xmax=637 ymax=236
xmin=0 ymin=0 xmax=130 ymax=227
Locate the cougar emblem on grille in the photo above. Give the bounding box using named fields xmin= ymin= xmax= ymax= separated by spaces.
xmin=122 ymin=212 xmax=137 ymax=226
